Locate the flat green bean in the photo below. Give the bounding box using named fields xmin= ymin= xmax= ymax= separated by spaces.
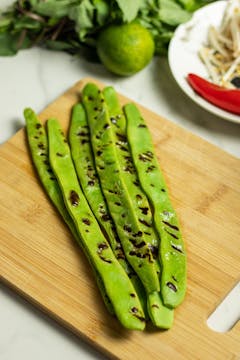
xmin=82 ymin=83 xmax=160 ymax=295
xmin=47 ymin=117 xmax=146 ymax=330
xmin=102 ymin=86 xmax=174 ymax=327
xmin=124 ymin=103 xmax=187 ymax=308
xmin=69 ymin=103 xmax=148 ymax=316
xmin=24 ymin=108 xmax=114 ymax=314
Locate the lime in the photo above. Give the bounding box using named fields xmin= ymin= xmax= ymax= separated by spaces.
xmin=97 ymin=22 xmax=155 ymax=76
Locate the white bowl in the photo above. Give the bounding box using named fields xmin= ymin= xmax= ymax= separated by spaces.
xmin=168 ymin=0 xmax=240 ymax=124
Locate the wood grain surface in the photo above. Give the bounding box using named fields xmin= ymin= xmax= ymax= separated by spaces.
xmin=0 ymin=78 xmax=240 ymax=360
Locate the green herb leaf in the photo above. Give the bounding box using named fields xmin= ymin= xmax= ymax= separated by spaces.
xmin=158 ymin=0 xmax=191 ymax=26
xmin=92 ymin=0 xmax=110 ymax=26
xmin=116 ymin=0 xmax=142 ymax=22
xmin=69 ymin=0 xmax=95 ymax=41
xmin=33 ymin=0 xmax=79 ymax=18
xmin=0 ymin=32 xmax=30 ymax=56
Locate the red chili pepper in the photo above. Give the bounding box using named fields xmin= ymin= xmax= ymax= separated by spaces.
xmin=187 ymin=73 xmax=240 ymax=115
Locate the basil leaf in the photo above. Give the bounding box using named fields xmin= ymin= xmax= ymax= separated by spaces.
xmin=0 ymin=32 xmax=30 ymax=56
xmin=33 ymin=0 xmax=79 ymax=18
xmin=115 ymin=0 xmax=142 ymax=22
xmin=158 ymin=0 xmax=191 ymax=26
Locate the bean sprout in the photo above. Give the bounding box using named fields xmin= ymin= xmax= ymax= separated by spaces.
xmin=199 ymin=0 xmax=240 ymax=88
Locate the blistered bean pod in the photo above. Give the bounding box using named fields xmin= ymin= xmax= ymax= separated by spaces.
xmin=69 ymin=103 xmax=148 ymax=316
xmin=102 ymin=86 xmax=174 ymax=327
xmin=102 ymin=86 xmax=160 ymax=262
xmin=124 ymin=103 xmax=187 ymax=308
xmin=69 ymin=103 xmax=129 ymax=271
xmin=24 ymin=108 xmax=114 ymax=314
xmin=147 ymin=291 xmax=173 ymax=329
xmin=82 ymin=83 xmax=160 ymax=295
xmin=47 ymin=117 xmax=146 ymax=330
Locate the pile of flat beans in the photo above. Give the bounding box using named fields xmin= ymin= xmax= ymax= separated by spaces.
xmin=25 ymin=83 xmax=186 ymax=330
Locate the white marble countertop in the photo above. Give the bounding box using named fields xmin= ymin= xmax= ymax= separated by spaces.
xmin=0 ymin=3 xmax=240 ymax=358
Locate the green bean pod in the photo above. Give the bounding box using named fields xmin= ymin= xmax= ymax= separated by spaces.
xmin=69 ymin=103 xmax=128 ymax=271
xmin=47 ymin=117 xmax=146 ymax=330
xmin=124 ymin=103 xmax=187 ymax=308
xmin=82 ymin=83 xmax=160 ymax=295
xmin=24 ymin=108 xmax=114 ymax=314
xmin=102 ymin=86 xmax=174 ymax=327
xmin=69 ymin=103 xmax=148 ymax=316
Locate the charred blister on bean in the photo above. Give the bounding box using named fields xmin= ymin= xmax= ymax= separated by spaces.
xmin=132 ymin=231 xmax=143 ymax=237
xmin=146 ymin=165 xmax=156 ymax=173
xmin=162 ymin=221 xmax=179 ymax=231
xmin=116 ymin=252 xmax=126 ymax=260
xmin=103 ymin=123 xmax=110 ymax=129
xmin=116 ymin=132 xmax=127 ymax=142
xmin=138 ymin=218 xmax=151 ymax=227
xmin=99 ymin=255 xmax=112 ymax=263
xmin=171 ymin=244 xmax=184 ymax=254
xmin=82 ymin=218 xmax=91 ymax=225
xmin=133 ymin=180 xmax=140 ymax=187
xmin=69 ymin=190 xmax=80 ymax=206
xmin=97 ymin=242 xmax=109 ymax=252
xmin=88 ymin=180 xmax=95 ymax=186
xmin=123 ymin=224 xmax=132 ymax=233
xmin=38 ymin=142 xmax=45 ymax=150
xmin=101 ymin=214 xmax=111 ymax=222
xmin=138 ymin=151 xmax=154 ymax=162
xmin=167 ymin=282 xmax=177 ymax=292
xmin=77 ymin=130 xmax=89 ymax=137
xmin=148 ymin=244 xmax=158 ymax=258
xmin=130 ymin=239 xmax=146 ymax=249
xmin=139 ymin=207 xmax=149 ymax=215
xmin=114 ymin=201 xmax=121 ymax=206
xmin=165 ymin=228 xmax=179 ymax=240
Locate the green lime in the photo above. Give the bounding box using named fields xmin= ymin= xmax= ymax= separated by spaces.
xmin=97 ymin=22 xmax=155 ymax=76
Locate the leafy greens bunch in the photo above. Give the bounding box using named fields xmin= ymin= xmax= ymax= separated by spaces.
xmin=0 ymin=0 xmax=216 ymax=58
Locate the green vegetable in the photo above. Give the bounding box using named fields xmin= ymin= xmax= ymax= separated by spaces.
xmin=69 ymin=102 xmax=148 ymax=316
xmin=147 ymin=291 xmax=174 ymax=328
xmin=124 ymin=103 xmax=187 ymax=308
xmin=81 ymin=83 xmax=160 ymax=295
xmin=69 ymin=103 xmax=127 ymax=270
xmin=0 ymin=0 xmax=216 ymax=57
xmin=47 ymin=117 xmax=146 ymax=330
xmin=102 ymin=85 xmax=174 ymax=327
xmin=24 ymin=107 xmax=114 ymax=315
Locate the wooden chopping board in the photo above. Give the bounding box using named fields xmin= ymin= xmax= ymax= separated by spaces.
xmin=0 ymin=78 xmax=240 ymax=360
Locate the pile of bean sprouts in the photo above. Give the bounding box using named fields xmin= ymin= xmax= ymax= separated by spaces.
xmin=199 ymin=0 xmax=240 ymax=88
